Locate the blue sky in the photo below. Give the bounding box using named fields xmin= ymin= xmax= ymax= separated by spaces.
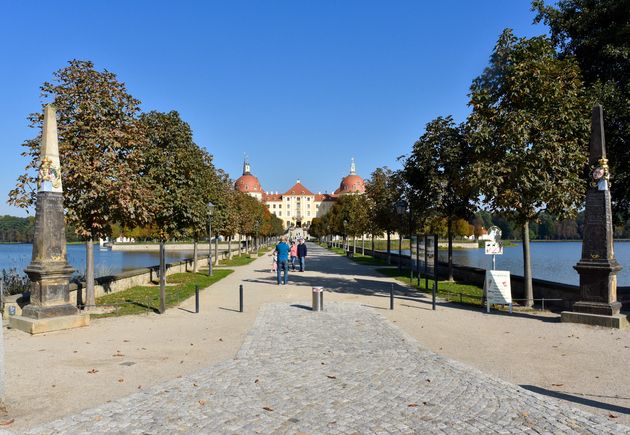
xmin=0 ymin=0 xmax=546 ymax=216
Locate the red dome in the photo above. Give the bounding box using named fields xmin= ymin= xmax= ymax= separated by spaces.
xmin=334 ymin=174 xmax=366 ymax=195
xmin=235 ymin=174 xmax=263 ymax=193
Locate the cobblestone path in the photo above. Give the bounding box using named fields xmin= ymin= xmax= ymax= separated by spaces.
xmin=27 ymin=302 xmax=629 ymax=434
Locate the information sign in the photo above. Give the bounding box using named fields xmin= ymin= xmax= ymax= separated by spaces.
xmin=485 ymin=270 xmax=512 ymax=313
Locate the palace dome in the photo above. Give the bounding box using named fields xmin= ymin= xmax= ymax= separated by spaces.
xmin=235 ymin=174 xmax=263 ymax=193
xmin=335 ymin=174 xmax=366 ymax=195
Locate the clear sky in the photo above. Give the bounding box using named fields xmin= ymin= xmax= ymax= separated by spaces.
xmin=0 ymin=0 xmax=547 ymax=216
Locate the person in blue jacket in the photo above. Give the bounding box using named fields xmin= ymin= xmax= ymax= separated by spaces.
xmin=297 ymin=238 xmax=307 ymax=272
xmin=274 ymin=236 xmax=291 ymax=285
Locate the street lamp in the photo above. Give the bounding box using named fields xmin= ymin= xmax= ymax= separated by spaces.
xmin=207 ymin=201 xmax=215 ymax=276
xmin=395 ymin=200 xmax=408 ymax=270
xmin=343 ymin=219 xmax=348 ymax=251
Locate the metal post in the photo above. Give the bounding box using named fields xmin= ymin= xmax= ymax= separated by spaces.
xmin=159 ymin=239 xmax=166 ymax=314
xmin=195 ymin=285 xmax=199 ymax=313
xmin=208 ymin=218 xmax=213 ymax=276
xmin=492 ymin=254 xmax=496 ymax=271
xmin=424 ymin=235 xmax=428 ymax=290
xmin=541 ymin=298 xmax=545 ymax=311
xmin=432 ymin=281 xmax=436 ymax=311
xmin=432 ymin=235 xmax=438 ymax=311
xmin=416 ymin=233 xmax=420 ymax=287
xmin=390 ymin=284 xmax=394 ymax=310
xmin=239 ymin=284 xmax=243 ymax=313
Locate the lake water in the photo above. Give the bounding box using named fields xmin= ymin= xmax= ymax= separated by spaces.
xmin=0 ymin=244 xmax=196 ymax=278
xmin=391 ymin=241 xmax=630 ymax=286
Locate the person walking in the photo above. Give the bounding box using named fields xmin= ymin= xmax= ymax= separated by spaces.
xmin=297 ymin=238 xmax=307 ymax=272
xmin=275 ymin=236 xmax=290 ymax=285
xmin=289 ymin=241 xmax=298 ymax=271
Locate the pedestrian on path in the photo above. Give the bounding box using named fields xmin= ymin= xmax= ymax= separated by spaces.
xmin=297 ymin=238 xmax=307 ymax=272
xmin=289 ymin=241 xmax=298 ymax=271
xmin=275 ymin=236 xmax=290 ymax=284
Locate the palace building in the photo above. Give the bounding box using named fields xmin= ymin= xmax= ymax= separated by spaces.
xmin=234 ymin=158 xmax=365 ymax=229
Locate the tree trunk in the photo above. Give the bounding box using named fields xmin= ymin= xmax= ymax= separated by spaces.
xmin=159 ymin=239 xmax=166 ymax=314
xmin=86 ymin=239 xmax=95 ymax=308
xmin=361 ymin=236 xmax=365 ymax=255
xmin=193 ymin=239 xmax=198 ymax=273
xmin=238 ymin=234 xmax=242 ymax=256
xmin=371 ymin=235 xmax=375 ymax=253
xmin=228 ymin=236 xmax=232 ymax=259
xmin=386 ymin=231 xmax=391 ymax=265
xmin=353 ymin=236 xmax=356 ymax=254
xmin=522 ymin=221 xmax=533 ymax=307
xmin=214 ymin=237 xmax=219 ymax=265
xmin=447 ymin=216 xmax=454 ymax=282
xmin=245 ymin=237 xmax=249 ymax=254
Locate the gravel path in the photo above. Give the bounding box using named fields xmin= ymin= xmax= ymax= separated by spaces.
xmin=25 ymin=301 xmax=629 ymax=434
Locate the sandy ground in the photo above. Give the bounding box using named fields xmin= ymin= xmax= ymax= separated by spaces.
xmin=4 ymin=244 xmax=630 ymax=430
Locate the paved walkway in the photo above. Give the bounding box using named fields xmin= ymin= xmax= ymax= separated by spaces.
xmin=21 ymin=244 xmax=630 ymax=433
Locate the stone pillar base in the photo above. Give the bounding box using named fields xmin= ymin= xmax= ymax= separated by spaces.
xmin=571 ymin=300 xmax=622 ymax=316
xmin=9 ymin=313 xmax=90 ymax=335
xmin=21 ymin=303 xmax=79 ymax=319
xmin=561 ymin=311 xmax=629 ymax=329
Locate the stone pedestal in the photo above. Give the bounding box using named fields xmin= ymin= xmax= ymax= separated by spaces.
xmin=11 ymin=191 xmax=90 ymax=334
xmin=563 ymin=105 xmax=624 ymax=328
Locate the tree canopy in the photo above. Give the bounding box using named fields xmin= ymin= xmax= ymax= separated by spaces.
xmin=9 ymin=60 xmax=153 ymax=239
xmin=534 ymin=0 xmax=630 ymax=219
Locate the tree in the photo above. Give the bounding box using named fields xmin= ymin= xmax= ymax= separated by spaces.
xmin=534 ymin=0 xmax=630 ymax=219
xmin=402 ymin=116 xmax=478 ymax=280
xmin=140 ymin=110 xmax=211 ymax=313
xmin=212 ymin=171 xmax=239 ymax=260
xmin=9 ymin=60 xmax=153 ymax=307
xmin=365 ymin=167 xmax=399 ymax=263
xmin=335 ymin=195 xmax=370 ymax=253
xmin=468 ymin=29 xmax=589 ymax=306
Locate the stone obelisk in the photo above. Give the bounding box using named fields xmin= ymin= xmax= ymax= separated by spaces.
xmin=10 ymin=105 xmax=90 ymax=334
xmin=562 ymin=105 xmax=627 ymax=328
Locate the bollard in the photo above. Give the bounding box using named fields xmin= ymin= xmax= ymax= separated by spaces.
xmin=312 ymin=287 xmax=323 ymax=312
xmin=195 ymin=285 xmax=200 ymax=313
xmin=432 ymin=281 xmax=436 ymax=311
xmin=239 ymin=284 xmax=244 ymax=313
xmin=390 ymin=283 xmax=394 ymax=310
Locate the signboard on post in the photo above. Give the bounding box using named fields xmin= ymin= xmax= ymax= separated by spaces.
xmin=484 ymin=241 xmax=503 ymax=255
xmin=485 ymin=270 xmax=512 ymax=313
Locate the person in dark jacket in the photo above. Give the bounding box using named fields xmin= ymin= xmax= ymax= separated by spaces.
xmin=297 ymin=238 xmax=307 ymax=272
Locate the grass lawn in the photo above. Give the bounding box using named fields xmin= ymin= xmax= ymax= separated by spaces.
xmin=94 ymin=270 xmax=233 ymax=317
xmin=321 ymin=242 xmax=484 ymax=306
xmin=218 ymin=254 xmax=256 ymax=267
xmin=375 ymin=268 xmax=484 ymax=306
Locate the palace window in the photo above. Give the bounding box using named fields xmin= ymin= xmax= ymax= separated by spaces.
xmin=278 ymin=211 xmax=282 ymax=216
xmin=273 ymin=204 xmax=276 ymax=209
